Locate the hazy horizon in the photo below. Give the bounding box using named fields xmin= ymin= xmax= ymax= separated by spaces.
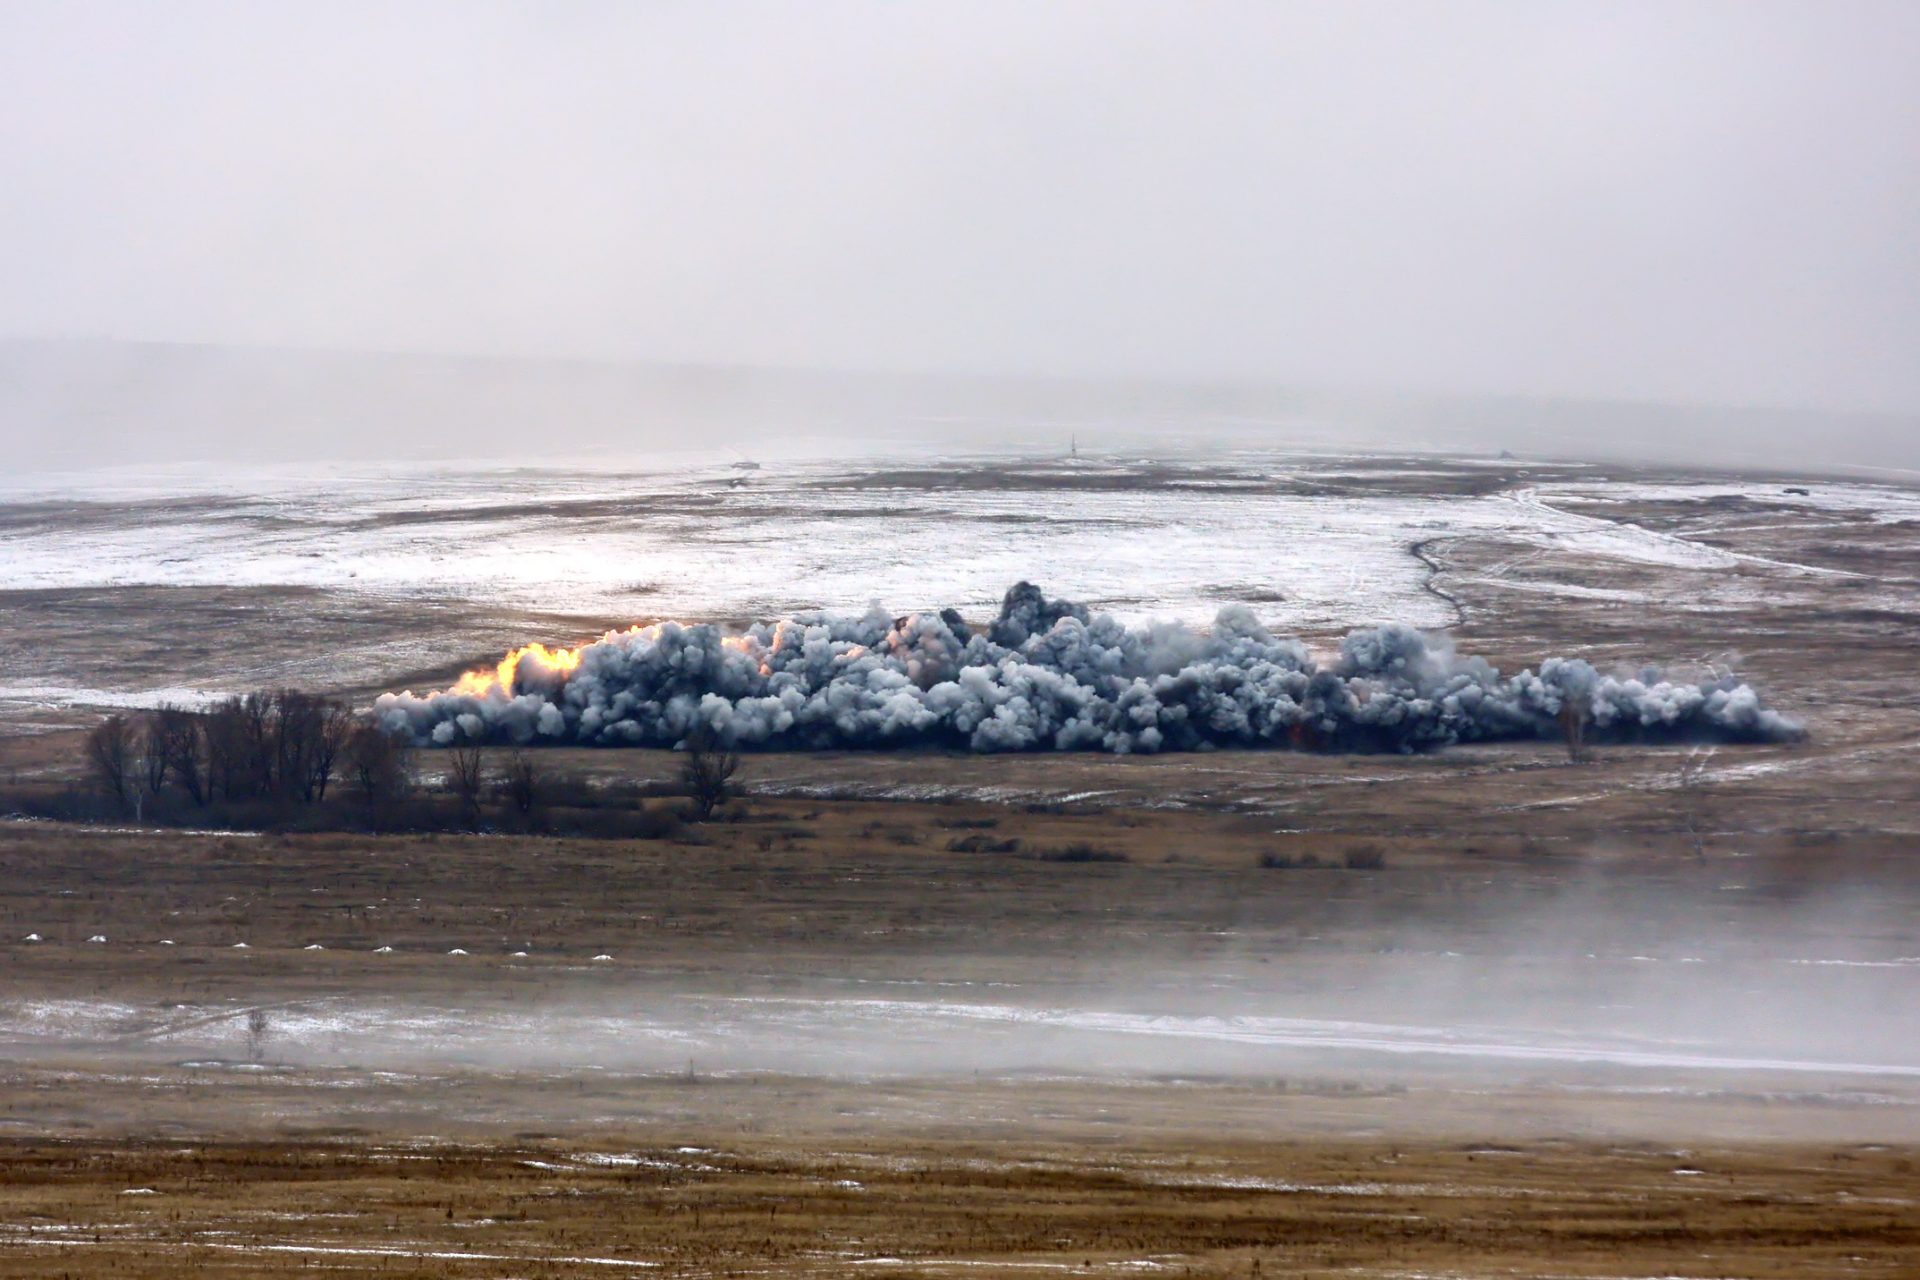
xmin=6 ymin=335 xmax=1919 ymax=477
xmin=4 ymin=2 xmax=1918 ymax=469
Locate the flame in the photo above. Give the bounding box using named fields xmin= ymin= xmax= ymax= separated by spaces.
xmin=452 ymin=640 xmax=586 ymax=697
xmin=450 ymin=624 xmax=769 ymax=696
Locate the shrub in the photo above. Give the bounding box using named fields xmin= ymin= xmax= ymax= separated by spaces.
xmin=679 ymin=725 xmax=740 ymax=821
xmin=1029 ymin=842 xmax=1128 ymax=863
xmin=947 ymin=834 xmax=1023 ymax=854
xmin=445 ymin=742 xmax=487 ymax=829
xmin=499 ymin=749 xmax=541 ymax=817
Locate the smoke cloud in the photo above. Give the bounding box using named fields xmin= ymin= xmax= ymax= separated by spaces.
xmin=375 ymin=584 xmax=1798 ymax=754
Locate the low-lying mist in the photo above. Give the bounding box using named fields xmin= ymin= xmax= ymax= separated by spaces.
xmin=16 ymin=876 xmax=1915 ymax=1091
xmin=9 ymin=339 xmax=1920 ymax=475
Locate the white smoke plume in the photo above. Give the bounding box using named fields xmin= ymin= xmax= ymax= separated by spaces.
xmin=375 ymin=582 xmax=1801 ymax=753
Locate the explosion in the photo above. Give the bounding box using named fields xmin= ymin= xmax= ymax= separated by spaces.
xmin=451 ymin=640 xmax=592 ymax=697
xmin=378 ymin=582 xmax=1802 ymax=754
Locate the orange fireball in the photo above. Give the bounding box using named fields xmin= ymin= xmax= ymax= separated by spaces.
xmin=452 ymin=641 xmax=587 ymax=697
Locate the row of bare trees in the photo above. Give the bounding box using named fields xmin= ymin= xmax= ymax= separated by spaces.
xmin=84 ymin=698 xmax=740 ymax=830
xmin=435 ymin=727 xmax=737 ymax=829
xmin=85 ymin=693 xmax=410 ymax=815
xmin=442 ymin=744 xmax=544 ymax=829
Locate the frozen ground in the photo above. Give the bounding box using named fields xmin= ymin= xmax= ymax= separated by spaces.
xmin=3 ymin=448 xmax=1913 ymax=713
xmin=5 ymin=448 xmax=1919 ymax=1276
xmin=0 ymin=453 xmax=1530 ymax=628
xmin=3 ymin=990 xmax=1916 ymax=1084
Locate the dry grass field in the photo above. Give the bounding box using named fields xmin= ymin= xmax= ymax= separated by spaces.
xmin=2 ymin=1134 xmax=1915 ymax=1279
xmin=3 ymin=457 xmax=1918 ymax=1276
xmin=1 ymin=785 xmax=1915 ymax=1276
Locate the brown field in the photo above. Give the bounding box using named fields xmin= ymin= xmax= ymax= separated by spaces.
xmin=2 ymin=777 xmax=1916 ymax=1276
xmin=2 ymin=456 xmax=1918 ymax=1275
xmin=2 ymin=1134 xmax=1915 ymax=1279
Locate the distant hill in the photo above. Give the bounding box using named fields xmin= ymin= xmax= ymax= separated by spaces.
xmin=3 ymin=338 xmax=1914 ymax=476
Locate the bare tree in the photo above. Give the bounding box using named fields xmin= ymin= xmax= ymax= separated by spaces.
xmin=84 ymin=714 xmax=135 ymax=810
xmin=280 ymin=690 xmax=351 ymax=802
xmin=446 ymin=741 xmax=487 ymax=828
xmin=679 ymin=724 xmax=740 ymax=821
xmin=501 ymin=749 xmax=540 ymax=818
xmin=310 ymin=701 xmax=354 ymax=802
xmin=212 ymin=692 xmax=276 ymax=798
xmin=154 ymin=704 xmax=207 ymax=805
xmin=239 ymin=691 xmax=276 ymax=795
xmin=345 ymin=719 xmax=411 ymax=807
xmin=273 ymin=689 xmax=320 ymax=800
xmin=202 ymin=696 xmax=250 ymax=801
xmin=201 ymin=690 xmax=354 ymax=804
xmin=1677 ymin=746 xmax=1716 ymax=858
xmin=139 ymin=712 xmax=170 ymax=800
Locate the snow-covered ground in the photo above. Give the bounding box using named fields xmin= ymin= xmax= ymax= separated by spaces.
xmin=3 ymin=450 xmax=1912 ymax=707
xmin=3 ymin=454 xmax=1897 ymax=618
xmin=2 ymin=454 xmax=1476 ymax=630
xmin=1547 ymin=478 xmax=1920 ymax=525
xmin=4 ymin=987 xmax=1914 ymax=1083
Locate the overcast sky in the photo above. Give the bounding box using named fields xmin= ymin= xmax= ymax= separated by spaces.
xmin=3 ymin=1 xmax=1917 ymax=414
